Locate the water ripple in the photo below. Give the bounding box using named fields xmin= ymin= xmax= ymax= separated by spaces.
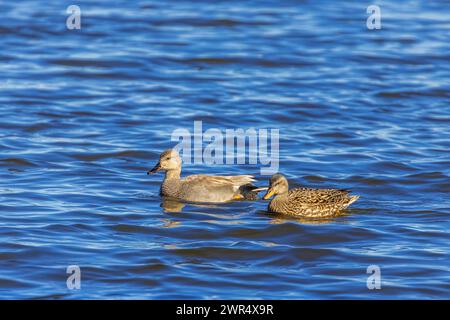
xmin=0 ymin=0 xmax=449 ymax=299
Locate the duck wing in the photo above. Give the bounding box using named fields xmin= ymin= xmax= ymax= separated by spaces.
xmin=184 ymin=174 xmax=255 ymax=191
xmin=288 ymin=188 xmax=352 ymax=205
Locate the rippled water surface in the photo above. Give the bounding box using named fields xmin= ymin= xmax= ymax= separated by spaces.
xmin=1 ymin=0 xmax=449 ymax=299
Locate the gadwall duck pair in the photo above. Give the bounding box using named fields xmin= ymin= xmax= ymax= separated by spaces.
xmin=148 ymin=149 xmax=359 ymax=218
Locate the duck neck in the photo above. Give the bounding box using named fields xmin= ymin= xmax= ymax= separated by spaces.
xmin=161 ymin=168 xmax=182 ymax=197
xmin=164 ymin=168 xmax=181 ymax=181
xmin=275 ymin=190 xmax=289 ymax=199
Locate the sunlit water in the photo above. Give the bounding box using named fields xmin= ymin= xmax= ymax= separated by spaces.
xmin=0 ymin=0 xmax=449 ymax=299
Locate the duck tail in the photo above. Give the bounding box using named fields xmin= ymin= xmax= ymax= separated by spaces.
xmin=348 ymin=195 xmax=360 ymax=206
xmin=238 ymin=184 xmax=260 ymax=201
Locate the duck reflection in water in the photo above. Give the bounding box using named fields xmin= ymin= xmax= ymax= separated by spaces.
xmin=160 ymin=196 xmax=223 ymax=213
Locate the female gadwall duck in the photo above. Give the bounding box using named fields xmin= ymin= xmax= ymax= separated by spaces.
xmin=147 ymin=149 xmax=259 ymax=203
xmin=259 ymin=174 xmax=359 ymax=218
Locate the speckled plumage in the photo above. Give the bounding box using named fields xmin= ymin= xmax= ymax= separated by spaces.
xmin=148 ymin=149 xmax=259 ymax=203
xmin=263 ymin=174 xmax=359 ymax=218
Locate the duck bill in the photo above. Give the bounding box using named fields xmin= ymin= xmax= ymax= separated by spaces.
xmin=147 ymin=162 xmax=161 ymax=175
xmin=262 ymin=188 xmax=275 ymax=200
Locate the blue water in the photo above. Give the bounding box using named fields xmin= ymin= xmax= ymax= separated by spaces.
xmin=0 ymin=0 xmax=449 ymax=299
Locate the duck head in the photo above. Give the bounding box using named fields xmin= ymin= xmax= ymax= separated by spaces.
xmin=147 ymin=149 xmax=182 ymax=174
xmin=262 ymin=174 xmax=289 ymax=199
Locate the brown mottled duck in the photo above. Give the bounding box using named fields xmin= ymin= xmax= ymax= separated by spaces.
xmin=258 ymin=174 xmax=359 ymax=218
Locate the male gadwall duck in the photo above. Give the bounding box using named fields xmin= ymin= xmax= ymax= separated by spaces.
xmin=259 ymin=174 xmax=359 ymax=218
xmin=147 ymin=149 xmax=259 ymax=203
